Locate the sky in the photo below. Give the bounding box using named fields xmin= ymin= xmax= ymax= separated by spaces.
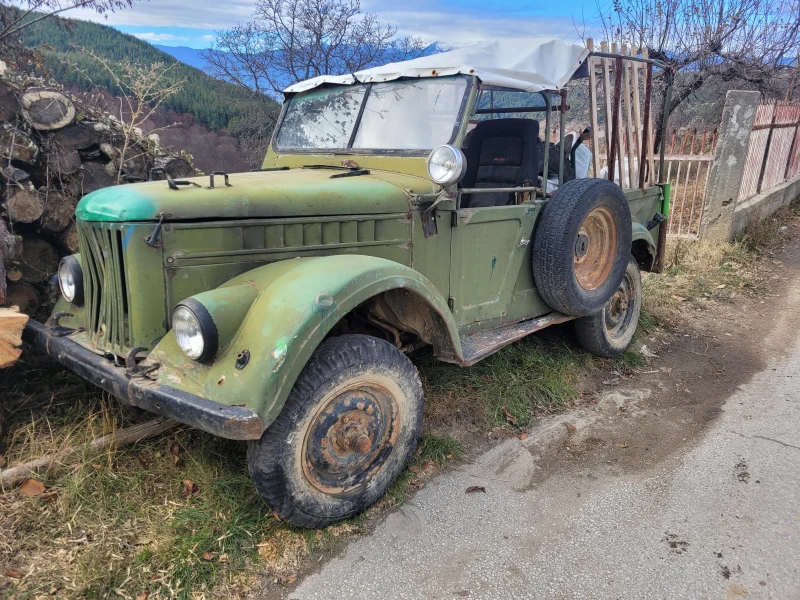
xmin=67 ymin=0 xmax=602 ymax=50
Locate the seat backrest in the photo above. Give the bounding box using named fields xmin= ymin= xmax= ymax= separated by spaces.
xmin=461 ymin=118 xmax=539 ymax=208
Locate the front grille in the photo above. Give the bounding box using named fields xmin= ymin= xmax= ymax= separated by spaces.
xmin=77 ymin=222 xmax=130 ymax=354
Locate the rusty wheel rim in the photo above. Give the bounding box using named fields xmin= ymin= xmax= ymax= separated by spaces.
xmin=604 ymin=268 xmax=636 ymax=338
xmin=302 ymin=382 xmax=400 ymax=496
xmin=573 ymin=206 xmax=618 ymax=291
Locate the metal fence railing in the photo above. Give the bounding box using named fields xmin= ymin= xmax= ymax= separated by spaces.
xmin=663 ymin=128 xmax=718 ymax=237
xmin=740 ymin=101 xmax=800 ymax=199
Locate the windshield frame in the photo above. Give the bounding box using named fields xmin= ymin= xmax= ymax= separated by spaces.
xmin=271 ymin=75 xmax=475 ymax=157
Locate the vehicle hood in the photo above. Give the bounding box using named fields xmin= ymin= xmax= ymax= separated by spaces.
xmin=76 ymin=168 xmax=436 ymax=222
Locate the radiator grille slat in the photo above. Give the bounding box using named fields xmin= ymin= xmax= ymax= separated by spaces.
xmin=78 ymin=222 xmax=130 ymax=354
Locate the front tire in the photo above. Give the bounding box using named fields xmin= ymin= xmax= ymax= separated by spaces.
xmin=574 ymin=256 xmax=642 ymax=357
xmin=247 ymin=334 xmax=423 ymax=529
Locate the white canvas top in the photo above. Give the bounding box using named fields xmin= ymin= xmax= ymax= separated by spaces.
xmin=284 ymin=38 xmax=590 ymax=94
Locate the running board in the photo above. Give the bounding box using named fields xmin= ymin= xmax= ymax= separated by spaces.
xmin=460 ymin=312 xmax=574 ymax=366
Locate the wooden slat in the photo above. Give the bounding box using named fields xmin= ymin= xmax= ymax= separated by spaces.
xmin=609 ymin=56 xmax=624 ymax=184
xmin=641 ymin=48 xmax=656 ymax=185
xmin=601 ymin=41 xmax=613 ymax=174
xmin=631 ymin=58 xmax=644 ymax=187
xmin=622 ymin=47 xmax=637 ymax=188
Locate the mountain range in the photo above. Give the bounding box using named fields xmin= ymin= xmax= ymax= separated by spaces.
xmin=153 ymin=45 xmax=210 ymax=71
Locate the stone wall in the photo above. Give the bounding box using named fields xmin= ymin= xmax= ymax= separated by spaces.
xmin=731 ymin=175 xmax=800 ymax=237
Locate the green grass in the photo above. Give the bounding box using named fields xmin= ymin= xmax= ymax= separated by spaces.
xmin=418 ymin=331 xmax=591 ymax=429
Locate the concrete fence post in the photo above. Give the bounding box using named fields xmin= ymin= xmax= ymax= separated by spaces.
xmin=699 ymin=90 xmax=761 ymax=242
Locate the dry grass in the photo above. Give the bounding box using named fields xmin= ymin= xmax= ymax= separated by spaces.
xmin=643 ymin=200 xmax=800 ymax=327
xmin=2 ymin=199 xmax=797 ymax=598
xmin=0 ymin=357 xmax=468 ymax=599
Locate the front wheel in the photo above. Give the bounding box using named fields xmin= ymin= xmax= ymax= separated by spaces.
xmin=247 ymin=334 xmax=423 ymax=529
xmin=574 ymin=256 xmax=642 ymax=357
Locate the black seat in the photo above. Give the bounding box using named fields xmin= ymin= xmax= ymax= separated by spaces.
xmin=460 ymin=118 xmax=540 ymax=208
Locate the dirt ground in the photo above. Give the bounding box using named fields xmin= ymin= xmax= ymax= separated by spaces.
xmin=2 ymin=206 xmax=798 ymax=600
xmin=257 ymin=216 xmax=800 ymax=598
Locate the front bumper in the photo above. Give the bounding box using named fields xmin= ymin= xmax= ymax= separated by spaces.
xmin=23 ymin=320 xmax=265 ymax=440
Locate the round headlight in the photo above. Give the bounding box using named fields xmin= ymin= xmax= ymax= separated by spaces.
xmin=427 ymin=144 xmax=466 ymax=186
xmin=58 ymin=255 xmax=84 ymax=305
xmin=172 ymin=299 xmax=218 ymax=362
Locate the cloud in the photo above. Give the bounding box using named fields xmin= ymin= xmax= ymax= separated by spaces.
xmin=132 ymin=32 xmax=190 ymax=42
xmin=69 ymin=0 xmax=595 ymax=47
xmin=69 ymin=1 xmax=254 ymax=30
xmin=381 ymin=11 xmax=582 ymax=45
xmin=202 ymin=34 xmax=214 ymax=41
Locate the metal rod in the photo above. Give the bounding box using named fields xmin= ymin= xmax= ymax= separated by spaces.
xmin=542 ymin=93 xmax=551 ymax=192
xmin=459 ymin=186 xmax=548 ymax=194
xmin=559 ymin=88 xmax=567 ymax=185
xmin=474 ymin=105 xmax=566 ymax=114
xmin=658 ymin=68 xmax=673 ymax=184
xmin=589 ymin=51 xmax=670 ymax=70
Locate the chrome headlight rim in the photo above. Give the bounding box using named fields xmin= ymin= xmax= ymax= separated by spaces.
xmin=426 ymin=144 xmax=466 ymax=186
xmin=58 ymin=255 xmax=84 ymax=306
xmin=172 ymin=299 xmax=218 ymax=363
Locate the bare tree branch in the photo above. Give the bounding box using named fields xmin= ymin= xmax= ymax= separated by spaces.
xmin=203 ymin=0 xmax=428 ymax=100
xmin=597 ymin=0 xmax=800 ymax=142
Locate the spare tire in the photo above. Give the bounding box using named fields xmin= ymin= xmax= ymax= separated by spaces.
xmin=532 ymin=178 xmax=632 ymax=316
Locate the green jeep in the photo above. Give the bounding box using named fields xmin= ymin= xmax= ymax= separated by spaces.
xmin=26 ymin=39 xmax=672 ymax=528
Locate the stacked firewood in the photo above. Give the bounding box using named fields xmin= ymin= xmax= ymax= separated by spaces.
xmin=0 ymin=72 xmax=195 ymax=315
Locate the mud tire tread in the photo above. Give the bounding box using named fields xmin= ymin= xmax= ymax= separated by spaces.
xmin=574 ymin=256 xmax=642 ymax=357
xmin=247 ymin=334 xmax=423 ymax=529
xmin=532 ymin=177 xmax=632 ymax=316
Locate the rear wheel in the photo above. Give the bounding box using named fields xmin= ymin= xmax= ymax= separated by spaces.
xmin=247 ymin=334 xmax=423 ymax=529
xmin=574 ymin=256 xmax=642 ymax=357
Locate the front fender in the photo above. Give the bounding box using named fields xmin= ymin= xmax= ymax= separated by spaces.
xmin=148 ymin=255 xmax=460 ymax=429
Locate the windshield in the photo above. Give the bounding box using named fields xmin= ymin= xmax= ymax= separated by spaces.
xmin=275 ymin=76 xmax=469 ymax=152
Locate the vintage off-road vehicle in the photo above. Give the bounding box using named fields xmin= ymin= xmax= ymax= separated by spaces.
xmin=26 ymin=39 xmax=672 ymax=528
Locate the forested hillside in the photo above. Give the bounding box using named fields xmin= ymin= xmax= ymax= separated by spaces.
xmin=22 ymin=17 xmax=275 ymax=133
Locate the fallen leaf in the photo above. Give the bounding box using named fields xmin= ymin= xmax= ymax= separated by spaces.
xmin=517 ymin=433 xmax=528 ymax=440
xmin=615 ymin=442 xmax=629 ymax=448
xmin=130 ymin=533 xmax=152 ymax=546
xmin=564 ymin=422 xmax=577 ymax=434
xmin=465 ymin=486 xmax=486 ymax=494
xmin=670 ymin=295 xmax=687 ymax=302
xmin=4 ymin=568 xmax=23 ymax=579
xmin=716 ymin=284 xmax=726 ymax=289
xmin=39 ymin=490 xmax=59 ymax=503
xmin=201 ymin=551 xmax=214 ymax=561
xmin=279 ymin=575 xmax=297 ymax=585
xmin=218 ymin=553 xmax=229 ymax=563
xmin=183 ymin=479 xmax=199 ymax=495
xmin=137 ymin=453 xmax=151 ymax=468
xmin=19 ymin=479 xmax=45 ymax=497
xmin=501 ymin=407 xmax=518 ymax=425
xmin=169 ymin=441 xmax=182 ymax=467
xmin=135 ymin=593 xmax=149 ymax=600
xmin=640 ymin=344 xmax=659 ymax=359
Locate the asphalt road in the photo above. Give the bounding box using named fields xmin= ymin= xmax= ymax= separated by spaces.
xmin=290 ymin=312 xmax=800 ymax=599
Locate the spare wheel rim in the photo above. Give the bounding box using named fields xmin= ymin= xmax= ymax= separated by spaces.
xmin=574 ymin=206 xmax=617 ymax=291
